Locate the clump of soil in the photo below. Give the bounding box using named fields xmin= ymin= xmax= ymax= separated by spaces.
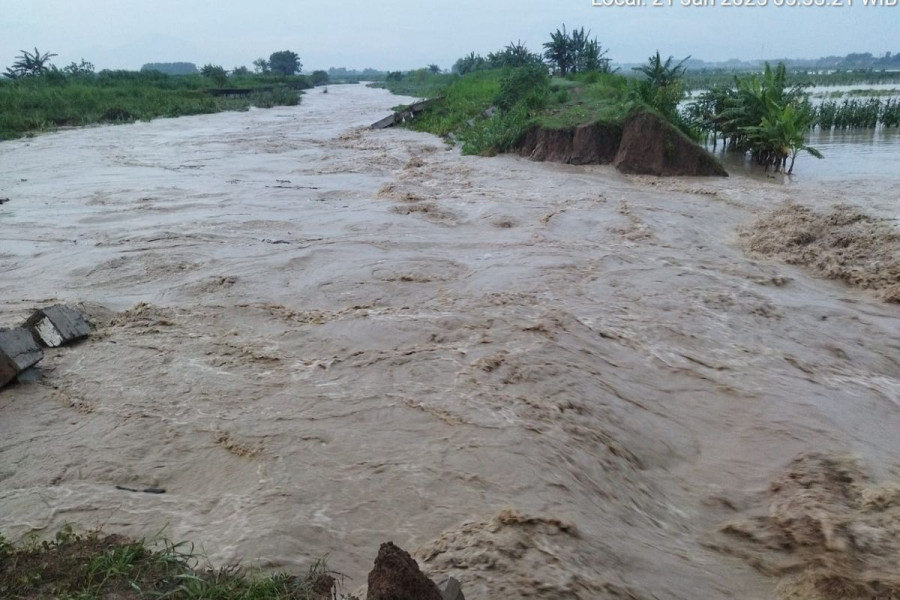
xmin=366 ymin=542 xmax=443 ymax=600
xmin=712 ymin=454 xmax=900 ymax=600
xmin=613 ymin=111 xmax=728 ymax=177
xmin=740 ymin=203 xmax=900 ymax=302
xmin=518 ymin=123 xmax=620 ymax=165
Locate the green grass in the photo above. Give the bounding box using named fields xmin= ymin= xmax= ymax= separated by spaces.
xmin=535 ymin=75 xmax=631 ymax=129
xmin=376 ymin=68 xmax=637 ymax=155
xmin=0 ymin=72 xmax=306 ymax=140
xmin=0 ymin=528 xmax=336 ymax=600
xmin=408 ymin=70 xmax=505 ymax=137
xmin=370 ymin=71 xmax=457 ymax=98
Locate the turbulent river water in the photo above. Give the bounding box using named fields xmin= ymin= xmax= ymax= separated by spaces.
xmin=1 ymin=83 xmax=898 ymax=599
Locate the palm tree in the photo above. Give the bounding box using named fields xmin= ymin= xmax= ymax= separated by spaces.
xmin=568 ymin=27 xmax=587 ymax=75
xmin=743 ymin=102 xmax=822 ymax=173
xmin=543 ymin=26 xmax=571 ymax=77
xmin=633 ymin=51 xmax=690 ymax=88
xmin=6 ymin=47 xmax=57 ymax=78
xmin=578 ymin=38 xmax=611 ymax=73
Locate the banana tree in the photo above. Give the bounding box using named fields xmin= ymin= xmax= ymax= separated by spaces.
xmin=633 ymin=51 xmax=689 ymax=88
xmin=543 ymin=26 xmax=571 ymax=77
xmin=7 ymin=47 xmax=58 ymax=78
xmin=742 ymin=101 xmax=822 ymax=173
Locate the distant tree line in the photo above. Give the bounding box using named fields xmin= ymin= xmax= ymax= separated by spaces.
xmin=141 ymin=62 xmax=199 ymax=75
xmin=452 ymin=27 xmax=612 ymax=77
xmin=683 ymin=51 xmax=900 ymax=72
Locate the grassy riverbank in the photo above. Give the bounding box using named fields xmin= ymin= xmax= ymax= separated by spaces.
xmin=0 ymin=529 xmax=335 ymax=600
xmin=0 ymin=71 xmax=308 ymax=140
xmin=375 ymin=69 xmax=639 ymax=155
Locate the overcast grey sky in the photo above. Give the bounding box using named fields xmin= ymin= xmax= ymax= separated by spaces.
xmin=2 ymin=0 xmax=898 ymax=71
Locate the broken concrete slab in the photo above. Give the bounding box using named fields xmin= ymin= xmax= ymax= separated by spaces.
xmin=17 ymin=366 xmax=44 ymax=384
xmin=370 ymin=113 xmax=398 ymax=130
xmin=370 ymin=98 xmax=442 ymax=129
xmin=26 ymin=304 xmax=91 ymax=347
xmin=0 ymin=328 xmax=44 ymax=388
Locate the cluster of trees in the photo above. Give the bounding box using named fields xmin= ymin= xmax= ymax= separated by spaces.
xmin=251 ymin=50 xmax=302 ymax=76
xmin=686 ymin=64 xmax=822 ymax=174
xmin=3 ymin=48 xmax=330 ymax=92
xmin=543 ymin=27 xmax=610 ymax=77
xmin=3 ymin=48 xmax=97 ymax=82
xmin=453 ymin=27 xmax=611 ymax=77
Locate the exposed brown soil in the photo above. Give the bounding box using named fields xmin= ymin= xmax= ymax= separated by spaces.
xmin=709 ymin=454 xmax=900 ymax=600
xmin=613 ymin=111 xmax=728 ymax=176
xmin=740 ymin=203 xmax=900 ymax=302
xmin=517 ymin=112 xmax=727 ymax=177
xmin=367 ymin=542 xmax=443 ymax=600
xmin=517 ymin=123 xmax=621 ymax=165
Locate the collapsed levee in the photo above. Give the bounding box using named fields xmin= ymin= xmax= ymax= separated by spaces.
xmin=519 ymin=110 xmax=727 ymax=177
xmin=517 ymin=123 xmax=621 ymax=165
xmin=739 ymin=203 xmax=900 ymax=303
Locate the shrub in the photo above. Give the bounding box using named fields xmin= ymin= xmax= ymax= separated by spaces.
xmin=494 ymin=64 xmax=550 ymax=112
xmin=459 ymin=107 xmax=530 ymax=155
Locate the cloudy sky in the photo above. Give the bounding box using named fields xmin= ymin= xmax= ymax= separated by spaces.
xmin=2 ymin=0 xmax=898 ymax=72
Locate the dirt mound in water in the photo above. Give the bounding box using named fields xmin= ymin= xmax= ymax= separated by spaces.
xmin=367 ymin=542 xmax=444 ymax=600
xmin=711 ymin=454 xmax=900 ymax=600
xmin=415 ymin=510 xmax=644 ymax=599
xmin=740 ymin=203 xmax=900 ymax=302
xmin=613 ymin=111 xmax=728 ymax=177
xmin=517 ymin=123 xmax=621 ymax=165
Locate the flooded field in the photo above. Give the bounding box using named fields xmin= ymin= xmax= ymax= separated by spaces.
xmin=1 ymin=83 xmax=899 ymax=599
xmin=711 ymin=126 xmax=900 ymax=184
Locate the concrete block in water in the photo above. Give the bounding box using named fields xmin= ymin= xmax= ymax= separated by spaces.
xmin=26 ymin=305 xmax=91 ymax=347
xmin=438 ymin=577 xmax=465 ymax=600
xmin=0 ymin=327 xmax=44 ymax=388
xmin=371 ymin=113 xmax=398 ymax=129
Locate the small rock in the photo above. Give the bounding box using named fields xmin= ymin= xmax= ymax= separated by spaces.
xmin=0 ymin=198 xmax=9 ymax=205
xmin=16 ymin=366 xmax=44 ymax=384
xmin=367 ymin=542 xmax=443 ymax=600
xmin=0 ymin=328 xmax=44 ymax=388
xmin=437 ymin=577 xmax=465 ymax=600
xmin=26 ymin=305 xmax=91 ymax=347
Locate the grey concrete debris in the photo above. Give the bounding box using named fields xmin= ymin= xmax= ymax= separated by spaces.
xmin=370 ymin=98 xmax=440 ymax=129
xmin=26 ymin=304 xmax=91 ymax=347
xmin=0 ymin=328 xmax=44 ymax=388
xmin=438 ymin=577 xmax=465 ymax=600
xmin=17 ymin=366 xmax=44 ymax=384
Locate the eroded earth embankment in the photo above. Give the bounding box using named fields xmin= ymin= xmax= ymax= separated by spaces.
xmin=1 ymin=84 xmax=899 ymax=600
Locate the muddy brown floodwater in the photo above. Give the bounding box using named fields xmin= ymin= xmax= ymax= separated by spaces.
xmin=1 ymin=84 xmax=899 ymax=600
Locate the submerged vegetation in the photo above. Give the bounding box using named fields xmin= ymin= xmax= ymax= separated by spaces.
xmin=0 ymin=528 xmax=336 ymax=600
xmin=685 ymin=63 xmax=823 ymax=173
xmin=0 ymin=48 xmax=312 ymax=140
xmin=809 ymin=98 xmax=900 ymax=129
